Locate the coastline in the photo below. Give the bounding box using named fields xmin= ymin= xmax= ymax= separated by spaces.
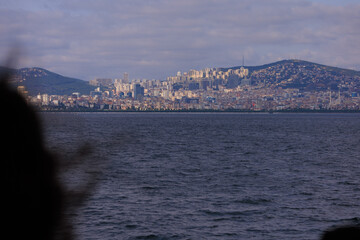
xmin=36 ymin=108 xmax=360 ymax=114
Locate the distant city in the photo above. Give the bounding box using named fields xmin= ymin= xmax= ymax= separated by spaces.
xmin=14 ymin=59 xmax=360 ymax=112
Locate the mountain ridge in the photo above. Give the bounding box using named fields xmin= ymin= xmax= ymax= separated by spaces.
xmin=9 ymin=67 xmax=93 ymax=95
xmin=221 ymin=59 xmax=360 ymax=91
xmin=221 ymin=59 xmax=360 ymax=76
xmin=3 ymin=59 xmax=360 ymax=95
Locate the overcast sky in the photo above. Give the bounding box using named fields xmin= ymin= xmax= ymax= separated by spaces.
xmin=0 ymin=0 xmax=359 ymax=80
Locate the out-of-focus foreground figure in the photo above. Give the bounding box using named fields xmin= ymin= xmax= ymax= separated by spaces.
xmin=0 ymin=70 xmax=71 ymax=240
xmin=321 ymin=225 xmax=360 ymax=240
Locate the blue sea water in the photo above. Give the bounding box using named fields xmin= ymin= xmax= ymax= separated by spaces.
xmin=42 ymin=112 xmax=360 ymax=240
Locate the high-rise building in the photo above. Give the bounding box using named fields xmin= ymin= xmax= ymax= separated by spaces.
xmin=133 ymin=84 xmax=144 ymax=100
xmin=124 ymin=72 xmax=129 ymax=84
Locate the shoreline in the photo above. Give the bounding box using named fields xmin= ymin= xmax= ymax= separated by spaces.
xmin=37 ymin=109 xmax=360 ymax=114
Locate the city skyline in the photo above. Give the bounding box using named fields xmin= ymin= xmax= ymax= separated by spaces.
xmin=16 ymin=59 xmax=360 ymax=112
xmin=1 ymin=0 xmax=360 ymax=80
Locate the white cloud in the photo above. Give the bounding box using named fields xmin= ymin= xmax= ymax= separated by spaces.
xmin=0 ymin=0 xmax=359 ymax=80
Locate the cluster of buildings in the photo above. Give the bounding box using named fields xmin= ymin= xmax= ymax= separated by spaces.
xmin=19 ymin=66 xmax=360 ymax=111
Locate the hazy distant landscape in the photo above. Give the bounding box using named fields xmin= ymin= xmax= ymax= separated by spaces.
xmin=6 ymin=59 xmax=360 ymax=111
xmin=2 ymin=1 xmax=360 ymax=239
xmin=8 ymin=59 xmax=360 ymax=95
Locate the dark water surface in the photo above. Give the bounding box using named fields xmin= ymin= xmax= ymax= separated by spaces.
xmin=42 ymin=113 xmax=360 ymax=240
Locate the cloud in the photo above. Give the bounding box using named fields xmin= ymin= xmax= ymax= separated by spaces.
xmin=0 ymin=0 xmax=359 ymax=80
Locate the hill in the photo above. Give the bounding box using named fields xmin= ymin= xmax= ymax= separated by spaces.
xmin=9 ymin=67 xmax=94 ymax=96
xmin=3 ymin=59 xmax=360 ymax=96
xmin=220 ymin=59 xmax=360 ymax=91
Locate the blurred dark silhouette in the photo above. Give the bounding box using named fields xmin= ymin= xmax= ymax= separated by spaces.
xmin=321 ymin=225 xmax=360 ymax=240
xmin=0 ymin=68 xmax=72 ymax=239
xmin=1 ymin=61 xmax=99 ymax=239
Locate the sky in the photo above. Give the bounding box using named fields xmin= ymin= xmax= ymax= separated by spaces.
xmin=0 ymin=0 xmax=359 ymax=81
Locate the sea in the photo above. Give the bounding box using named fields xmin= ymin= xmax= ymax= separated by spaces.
xmin=41 ymin=112 xmax=360 ymax=240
